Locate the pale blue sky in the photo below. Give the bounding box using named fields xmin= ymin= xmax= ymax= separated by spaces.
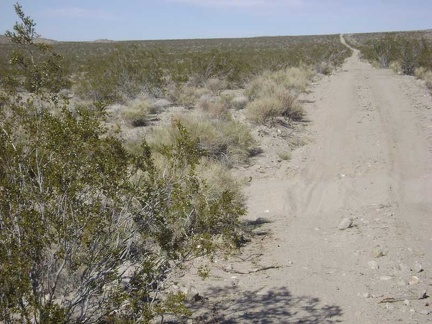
xmin=1 ymin=0 xmax=431 ymax=41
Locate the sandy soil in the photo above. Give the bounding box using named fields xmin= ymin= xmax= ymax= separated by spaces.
xmin=172 ymin=35 xmax=432 ymax=323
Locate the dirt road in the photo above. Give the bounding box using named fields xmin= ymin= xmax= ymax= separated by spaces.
xmin=183 ymin=35 xmax=432 ymax=323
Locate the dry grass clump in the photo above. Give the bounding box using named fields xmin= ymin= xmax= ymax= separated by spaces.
xmin=413 ymin=67 xmax=432 ymax=91
xmin=195 ymin=158 xmax=244 ymax=201
xmin=205 ymin=78 xmax=227 ymax=95
xmin=150 ymin=113 xmax=257 ymax=166
xmin=197 ymin=97 xmax=230 ymax=120
xmin=230 ymin=95 xmax=248 ymax=110
xmin=217 ymin=93 xmax=249 ymax=110
xmin=423 ymin=71 xmax=432 ymax=91
xmin=390 ymin=61 xmax=402 ymax=74
xmin=166 ymin=84 xmax=211 ymax=108
xmin=245 ymin=67 xmax=313 ymax=100
xmin=121 ymin=99 xmax=150 ymax=127
xmin=245 ymin=91 xmax=304 ymax=125
xmin=244 ymin=67 xmax=312 ymax=124
xmin=246 ymin=97 xmax=284 ymax=124
xmin=314 ymin=61 xmax=333 ymax=75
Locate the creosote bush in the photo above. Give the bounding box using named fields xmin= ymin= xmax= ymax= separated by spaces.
xmin=0 ymin=5 xmax=247 ymax=323
xmin=350 ymin=32 xmax=432 ymax=76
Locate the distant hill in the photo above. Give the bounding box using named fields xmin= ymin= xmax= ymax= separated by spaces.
xmin=0 ymin=35 xmax=11 ymax=44
xmin=93 ymin=39 xmax=115 ymax=43
xmin=0 ymin=34 xmax=57 ymax=45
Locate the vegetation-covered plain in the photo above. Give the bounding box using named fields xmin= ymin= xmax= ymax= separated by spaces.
xmin=346 ymin=30 xmax=432 ymax=91
xmin=0 ymin=3 xmax=357 ymax=323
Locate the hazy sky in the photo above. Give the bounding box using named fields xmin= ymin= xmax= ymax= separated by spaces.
xmin=1 ymin=0 xmax=431 ymax=41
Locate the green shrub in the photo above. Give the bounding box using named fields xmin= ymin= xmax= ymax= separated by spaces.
xmin=0 ymin=5 xmax=247 ymax=323
xmin=1 ymin=5 xmax=70 ymax=94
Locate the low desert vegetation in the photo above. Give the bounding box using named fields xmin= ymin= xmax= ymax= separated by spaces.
xmin=0 ymin=3 xmax=354 ymax=322
xmin=244 ymin=67 xmax=312 ymax=124
xmin=346 ymin=31 xmax=432 ymax=89
xmin=149 ymin=112 xmax=258 ymax=167
xmin=0 ymin=5 xmax=248 ymax=323
xmin=121 ymin=99 xmax=151 ymax=127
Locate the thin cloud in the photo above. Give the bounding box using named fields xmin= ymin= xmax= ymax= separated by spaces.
xmin=40 ymin=8 xmax=116 ymax=20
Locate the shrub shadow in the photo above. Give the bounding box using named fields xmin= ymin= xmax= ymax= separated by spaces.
xmin=241 ymin=217 xmax=273 ymax=239
xmin=185 ymin=285 xmax=342 ymax=323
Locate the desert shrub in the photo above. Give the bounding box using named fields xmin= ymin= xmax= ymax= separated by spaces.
xmin=197 ymin=97 xmax=230 ymax=120
xmin=275 ymin=89 xmax=304 ymax=121
xmin=315 ymin=61 xmax=333 ymax=75
xmin=205 ymin=77 xmax=227 ymax=95
xmin=151 ymin=113 xmax=257 ymax=166
xmin=245 ymin=68 xmax=308 ymax=124
xmin=0 ymin=5 xmax=247 ymax=323
xmin=245 ymin=96 xmax=284 ymax=124
xmin=390 ymin=61 xmax=402 ymax=74
xmin=121 ymin=99 xmax=150 ymax=127
xmin=353 ymin=33 xmax=432 ymax=75
xmin=195 ymin=158 xmax=244 ymax=202
xmin=74 ymin=45 xmax=165 ymax=103
xmin=245 ymin=67 xmax=312 ymax=100
xmin=0 ymin=5 xmax=70 ymax=94
xmin=423 ymin=71 xmax=432 ymax=90
xmin=166 ymin=84 xmax=210 ymax=108
xmin=230 ymin=95 xmax=248 ymax=110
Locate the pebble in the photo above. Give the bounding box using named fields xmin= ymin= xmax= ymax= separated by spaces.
xmin=403 ymin=299 xmax=410 ymax=306
xmin=372 ymin=247 xmax=385 ymax=258
xmin=380 ymin=275 xmax=393 ymax=281
xmin=408 ymin=276 xmax=420 ymax=285
xmin=362 ymin=292 xmax=371 ymax=298
xmin=419 ymin=310 xmax=430 ymax=315
xmin=338 ymin=218 xmax=353 ymax=230
xmin=368 ymin=261 xmax=379 ymax=270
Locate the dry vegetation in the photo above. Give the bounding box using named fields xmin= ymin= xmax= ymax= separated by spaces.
xmin=0 ymin=4 xmax=356 ymax=323
xmin=346 ymin=30 xmax=432 ymax=92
